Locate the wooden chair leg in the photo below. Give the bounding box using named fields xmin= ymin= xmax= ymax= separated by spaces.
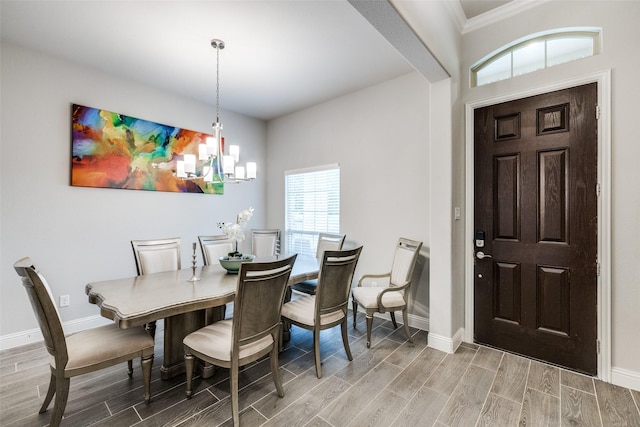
xmin=390 ymin=312 xmax=398 ymax=329
xmin=127 ymin=359 xmax=134 ymax=377
xmin=402 ymin=309 xmax=413 ymax=345
xmin=185 ymin=353 xmax=195 ymax=398
xmin=269 ymin=341 xmax=285 ymax=397
xmin=313 ymin=329 xmax=322 ymax=378
xmin=352 ymin=299 xmax=358 ymax=327
xmin=366 ymin=315 xmax=373 ymax=349
xmin=231 ymin=360 xmax=240 ymax=426
xmin=50 ymin=375 xmax=70 ymax=427
xmin=141 ymin=354 xmax=153 ymax=403
xmin=282 ymin=318 xmax=292 ymax=342
xmin=39 ymin=372 xmax=56 ymax=413
xmin=341 ymin=320 xmax=353 ymax=361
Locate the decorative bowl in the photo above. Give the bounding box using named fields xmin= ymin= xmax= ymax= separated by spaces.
xmin=218 ymin=254 xmax=255 ymax=274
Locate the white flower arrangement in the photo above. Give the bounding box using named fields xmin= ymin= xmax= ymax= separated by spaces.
xmin=218 ymin=207 xmax=254 ymax=257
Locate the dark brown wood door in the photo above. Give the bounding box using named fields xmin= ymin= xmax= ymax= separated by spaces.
xmin=474 ymin=83 xmax=598 ymax=375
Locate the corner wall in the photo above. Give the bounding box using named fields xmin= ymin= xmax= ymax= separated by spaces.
xmin=265 ymin=72 xmax=431 ymax=324
xmin=391 ymin=0 xmax=465 ymax=351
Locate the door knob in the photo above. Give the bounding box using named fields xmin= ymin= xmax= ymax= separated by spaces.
xmin=476 ymin=251 xmax=493 ymax=259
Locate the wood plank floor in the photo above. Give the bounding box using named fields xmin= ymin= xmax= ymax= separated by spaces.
xmin=2 ymin=310 xmax=639 ymax=426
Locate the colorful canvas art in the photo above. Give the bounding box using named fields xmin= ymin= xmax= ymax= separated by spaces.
xmin=71 ymin=104 xmax=224 ymax=194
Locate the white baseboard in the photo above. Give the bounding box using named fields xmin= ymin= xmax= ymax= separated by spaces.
xmin=611 ymin=367 xmax=640 ymax=392
xmin=427 ymin=327 xmax=464 ymax=354
xmin=0 ymin=315 xmax=112 ymax=351
xmin=408 ymin=313 xmax=429 ymax=332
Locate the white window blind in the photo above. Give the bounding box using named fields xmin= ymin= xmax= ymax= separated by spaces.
xmin=285 ymin=164 xmax=340 ymax=258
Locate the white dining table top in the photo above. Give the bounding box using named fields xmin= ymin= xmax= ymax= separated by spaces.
xmin=85 ymin=254 xmax=318 ymax=329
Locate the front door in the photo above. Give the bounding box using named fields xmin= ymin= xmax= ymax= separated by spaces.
xmin=473 ymin=83 xmax=598 ymax=375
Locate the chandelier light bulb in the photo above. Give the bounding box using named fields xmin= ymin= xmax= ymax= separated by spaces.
xmin=205 ymin=136 xmax=218 ymax=156
xmin=229 ymin=145 xmax=240 ymax=163
xmin=235 ymin=166 xmax=245 ymax=180
xmin=247 ymin=162 xmax=257 ymax=180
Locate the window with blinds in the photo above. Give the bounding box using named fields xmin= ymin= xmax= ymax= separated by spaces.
xmin=285 ymin=164 xmax=340 ymax=258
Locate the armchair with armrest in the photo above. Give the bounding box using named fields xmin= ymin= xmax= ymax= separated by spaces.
xmin=351 ymin=237 xmax=423 ymax=348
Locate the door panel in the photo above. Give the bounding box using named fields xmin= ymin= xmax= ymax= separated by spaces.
xmin=474 ymin=83 xmax=598 ymax=375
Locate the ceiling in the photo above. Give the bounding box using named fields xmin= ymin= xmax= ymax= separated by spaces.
xmin=1 ymin=0 xmax=509 ymax=122
xmin=459 ymin=0 xmax=512 ymax=19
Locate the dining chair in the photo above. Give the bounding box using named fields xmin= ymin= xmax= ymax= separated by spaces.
xmin=198 ymin=234 xmax=234 ymax=265
xmin=13 ymin=257 xmax=154 ymax=427
xmin=199 ymin=234 xmax=236 ymax=319
xmin=351 ymin=237 xmax=423 ymax=348
xmin=291 ymin=232 xmax=346 ymax=295
xmin=251 ymin=229 xmax=281 ymax=257
xmin=183 ymin=254 xmax=297 ymax=426
xmin=131 ymin=237 xmax=181 ymax=338
xmin=281 ymin=246 xmax=362 ymax=378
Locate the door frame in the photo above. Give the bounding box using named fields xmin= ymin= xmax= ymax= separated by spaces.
xmin=463 ymin=70 xmax=612 ymax=381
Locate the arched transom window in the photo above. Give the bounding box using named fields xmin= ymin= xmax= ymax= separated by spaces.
xmin=471 ymin=28 xmax=601 ymax=87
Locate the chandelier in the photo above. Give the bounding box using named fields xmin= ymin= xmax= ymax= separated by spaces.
xmin=176 ymin=39 xmax=256 ymax=183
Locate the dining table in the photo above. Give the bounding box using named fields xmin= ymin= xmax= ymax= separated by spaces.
xmin=85 ymin=254 xmax=318 ymax=380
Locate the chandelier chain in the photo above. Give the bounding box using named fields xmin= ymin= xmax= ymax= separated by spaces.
xmin=216 ymin=44 xmax=220 ymax=124
xmin=211 ymin=38 xmax=224 ymax=125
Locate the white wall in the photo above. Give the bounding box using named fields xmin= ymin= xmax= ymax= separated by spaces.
xmin=0 ymin=43 xmax=267 ymax=343
xmin=265 ymin=72 xmax=431 ymax=321
xmin=392 ymin=0 xmax=465 ymax=349
xmin=461 ymin=1 xmax=640 ymax=387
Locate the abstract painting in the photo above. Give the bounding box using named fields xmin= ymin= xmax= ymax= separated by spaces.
xmin=71 ymin=104 xmax=224 ymax=194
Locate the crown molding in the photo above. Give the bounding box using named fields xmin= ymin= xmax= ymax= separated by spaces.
xmin=443 ymin=0 xmax=466 ymax=33
xmin=462 ymin=0 xmax=552 ymax=34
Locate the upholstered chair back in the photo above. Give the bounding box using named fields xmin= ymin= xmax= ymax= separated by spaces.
xmin=131 ymin=238 xmax=181 ymax=275
xmin=251 ymin=229 xmax=281 ymax=257
xmin=315 ymin=233 xmax=346 ymax=263
xmin=389 ymin=238 xmax=422 ymax=291
xmin=198 ymin=235 xmax=234 ymax=265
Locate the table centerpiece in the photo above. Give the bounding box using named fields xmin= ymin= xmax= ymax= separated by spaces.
xmin=218 ymin=207 xmax=255 ymax=273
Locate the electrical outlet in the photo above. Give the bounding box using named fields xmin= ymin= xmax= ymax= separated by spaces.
xmin=59 ymin=295 xmax=70 ymax=307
